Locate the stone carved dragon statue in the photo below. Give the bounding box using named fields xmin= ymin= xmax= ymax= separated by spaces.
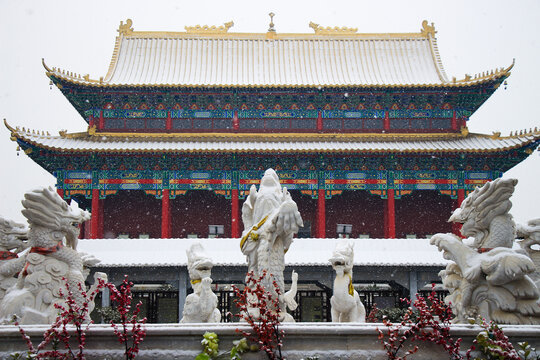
xmin=0 ymin=217 xmax=28 ymax=301
xmin=329 ymin=241 xmax=366 ymax=322
xmin=0 ymin=187 xmax=106 ymax=324
xmin=180 ymin=243 xmax=221 ymax=323
xmin=240 ymin=169 xmax=303 ymax=322
xmin=517 ymin=218 xmax=540 ymax=288
xmin=431 ymin=178 xmax=540 ymax=324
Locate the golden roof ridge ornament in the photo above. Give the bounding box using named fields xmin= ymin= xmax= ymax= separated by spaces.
xmin=309 ymin=21 xmax=358 ymax=35
xmin=118 ymin=19 xmax=134 ymax=36
xmin=268 ymin=12 xmax=276 ymax=32
xmin=185 ymin=21 xmax=234 ymax=34
xmin=420 ymin=20 xmax=436 ymax=37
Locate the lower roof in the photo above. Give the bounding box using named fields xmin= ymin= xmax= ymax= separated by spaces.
xmin=6 ymin=122 xmax=540 ymax=154
xmin=77 ymin=238 xmax=449 ymax=268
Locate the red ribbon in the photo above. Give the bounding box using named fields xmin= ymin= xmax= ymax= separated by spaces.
xmin=22 ymin=241 xmax=64 ymax=276
xmin=29 ymin=241 xmax=64 ymax=255
xmin=0 ymin=251 xmax=18 ymax=260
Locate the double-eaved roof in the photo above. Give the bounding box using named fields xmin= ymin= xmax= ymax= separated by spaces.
xmin=44 ymin=19 xmax=511 ymax=88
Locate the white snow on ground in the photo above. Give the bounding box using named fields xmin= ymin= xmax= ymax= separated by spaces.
xmin=77 ymin=238 xmax=449 ymax=267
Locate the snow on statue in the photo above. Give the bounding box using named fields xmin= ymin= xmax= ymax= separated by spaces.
xmin=240 ymin=168 xmax=303 ymax=322
xmin=0 ymin=186 xmax=106 ymax=324
xmin=0 ymin=217 xmax=28 ymax=301
xmin=180 ymin=243 xmax=221 ymax=323
xmin=329 ymin=241 xmax=366 ymax=322
xmin=431 ymin=178 xmax=540 ymax=324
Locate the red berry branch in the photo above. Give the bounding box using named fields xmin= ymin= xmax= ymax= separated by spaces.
xmin=100 ymin=276 xmax=147 ymax=360
xmin=14 ymin=277 xmax=104 ymax=359
xmin=232 ymin=270 xmax=285 ymax=360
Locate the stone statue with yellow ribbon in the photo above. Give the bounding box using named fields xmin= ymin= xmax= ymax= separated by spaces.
xmin=180 ymin=243 xmax=221 ymax=323
xmin=329 ymin=241 xmax=366 ymax=322
xmin=240 ymin=169 xmax=303 ymax=322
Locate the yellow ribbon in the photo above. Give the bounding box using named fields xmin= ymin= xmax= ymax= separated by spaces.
xmin=190 ymin=279 xmax=201 ymax=285
xmin=240 ymin=215 xmax=269 ymax=250
xmin=348 ymin=274 xmax=354 ymax=297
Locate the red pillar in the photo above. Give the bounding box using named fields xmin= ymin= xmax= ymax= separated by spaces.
xmin=98 ymin=199 xmax=104 ymax=238
xmin=57 ymin=188 xmax=64 ymax=199
xmin=231 ymin=189 xmax=239 ymax=238
xmin=161 ymin=189 xmax=171 ymax=238
xmin=452 ymin=189 xmax=465 ymax=236
xmin=91 ymin=189 xmax=99 ymax=239
xmin=99 ymin=110 xmax=104 ymax=130
xmin=386 ymin=189 xmax=396 ymax=238
xmin=384 ymin=110 xmax=390 ymax=131
xmin=166 ymin=111 xmax=172 ymax=131
xmin=316 ymin=110 xmax=323 ymax=132
xmin=317 ymin=189 xmax=326 ymax=238
xmin=233 ymin=110 xmax=239 ymax=131
xmin=451 ymin=110 xmax=457 ymax=131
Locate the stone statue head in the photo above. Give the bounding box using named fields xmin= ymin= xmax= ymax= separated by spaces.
xmin=186 ymin=243 xmax=214 ymax=282
xmin=449 ymin=178 xmax=517 ymax=247
xmin=0 ymin=216 xmax=28 ymax=252
xmin=21 ymin=186 xmax=90 ymax=249
xmin=329 ymin=241 xmax=354 ymax=276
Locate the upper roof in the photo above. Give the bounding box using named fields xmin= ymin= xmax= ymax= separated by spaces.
xmin=44 ymin=19 xmax=512 ymax=89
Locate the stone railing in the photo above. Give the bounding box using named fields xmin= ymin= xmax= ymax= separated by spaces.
xmin=1 ymin=323 xmax=539 ymax=359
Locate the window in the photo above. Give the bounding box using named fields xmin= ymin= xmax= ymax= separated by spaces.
xmin=209 ymin=225 xmax=224 ymax=238
xmin=213 ymin=119 xmax=232 ymax=129
xmin=146 ymin=119 xmax=166 ymax=129
xmin=104 ymin=119 xmax=124 ymax=129
xmin=126 ymin=119 xmax=145 ymax=129
xmin=172 ymin=119 xmax=192 ymax=129
xmin=337 ymin=224 xmax=352 ymax=238
xmin=291 ymin=119 xmax=316 ymax=129
xmin=239 ymin=119 xmax=264 ymax=129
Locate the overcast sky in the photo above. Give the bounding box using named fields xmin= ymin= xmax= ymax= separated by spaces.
xmin=0 ymin=0 xmax=538 ymax=226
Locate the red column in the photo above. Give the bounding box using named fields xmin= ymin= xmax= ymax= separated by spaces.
xmin=452 ymin=189 xmax=465 ymax=236
xmin=57 ymin=188 xmax=64 ymax=199
xmin=451 ymin=110 xmax=457 ymax=131
xmin=90 ymin=189 xmax=99 ymax=239
xmin=161 ymin=189 xmax=171 ymax=238
xmin=386 ymin=189 xmax=396 ymax=238
xmin=98 ymin=199 xmax=104 ymax=238
xmin=233 ymin=110 xmax=239 ymax=131
xmin=166 ymin=111 xmax=172 ymax=131
xmin=99 ymin=110 xmax=104 ymax=130
xmin=384 ymin=110 xmax=390 ymax=131
xmin=317 ymin=110 xmax=323 ymax=131
xmin=231 ymin=189 xmax=239 ymax=238
xmin=317 ymin=189 xmax=326 ymax=238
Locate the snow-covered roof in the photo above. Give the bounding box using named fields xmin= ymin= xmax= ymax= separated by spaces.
xmin=77 ymin=238 xmax=449 ymax=267
xmin=43 ymin=20 xmax=511 ymax=88
xmin=8 ymin=126 xmax=540 ymax=154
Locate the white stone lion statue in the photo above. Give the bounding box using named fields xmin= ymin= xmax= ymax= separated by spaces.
xmin=0 ymin=217 xmax=28 ymax=301
xmin=431 ymin=178 xmax=540 ymax=324
xmin=0 ymin=186 xmax=106 ymax=324
xmin=180 ymin=243 xmax=221 ymax=323
xmin=240 ymin=168 xmax=303 ymax=322
xmin=329 ymin=241 xmax=366 ymax=322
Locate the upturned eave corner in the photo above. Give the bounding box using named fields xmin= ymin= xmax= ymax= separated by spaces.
xmin=3 ymin=118 xmax=16 ymax=135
